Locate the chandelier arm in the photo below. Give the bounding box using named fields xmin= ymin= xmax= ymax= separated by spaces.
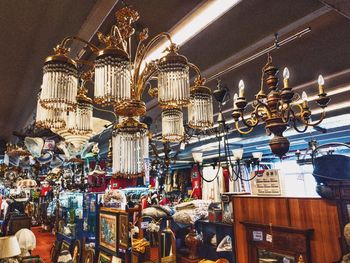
xmin=59 ymin=36 xmax=99 ymax=53
xmin=302 ymin=111 xmax=326 ymax=127
xmin=111 ymin=25 xmax=128 ymax=53
xmin=292 ymin=103 xmax=326 ymax=127
xmin=234 ymin=121 xmax=254 ymax=135
xmin=133 ymin=32 xmax=173 ymax=87
xmin=188 ymin=62 xmax=203 ymax=81
xmin=280 ymin=103 xmax=292 ymax=123
xmin=135 ymin=66 xmax=159 ymax=99
xmin=224 ymin=135 xmax=240 ymax=182
xmin=290 ymin=109 xmax=308 ymax=133
xmin=240 ymin=111 xmax=259 ymax=128
xmin=255 ymin=101 xmax=272 ymax=119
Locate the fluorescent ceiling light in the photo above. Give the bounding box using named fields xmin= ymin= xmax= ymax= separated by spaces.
xmin=144 ymin=0 xmax=241 ymax=63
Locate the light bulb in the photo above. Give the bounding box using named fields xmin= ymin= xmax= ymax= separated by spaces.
xmin=238 ymin=80 xmax=245 ymax=98
xmin=318 ymin=75 xmax=324 ymax=86
xmin=302 ymin=91 xmax=308 ymax=102
xmin=283 ymin=67 xmax=290 ymax=89
xmin=233 ymin=93 xmax=238 ymax=109
xmin=283 ymin=67 xmax=290 ymax=79
xmin=318 ymin=74 xmax=325 ymax=95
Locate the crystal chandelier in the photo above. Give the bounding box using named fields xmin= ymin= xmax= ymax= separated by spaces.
xmin=112 ymin=117 xmax=149 ymax=178
xmin=67 ymin=72 xmax=93 ymax=135
xmin=37 ymin=6 xmax=213 ymax=178
xmin=232 ymin=54 xmax=331 ymax=157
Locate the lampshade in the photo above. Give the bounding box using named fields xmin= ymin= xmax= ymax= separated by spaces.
xmin=232 ymin=148 xmax=244 ymax=160
xmin=15 ymin=228 xmax=36 ymax=255
xmin=112 ymin=117 xmax=149 ymax=178
xmin=24 ymin=137 xmax=44 ymax=158
xmin=0 ymin=235 xmax=21 ymax=259
xmin=158 ymin=49 xmax=190 ymax=107
xmin=252 ymin=152 xmax=263 ymax=161
xmin=68 ymin=88 xmax=93 ymax=135
xmin=162 ymin=107 xmax=184 ymax=142
xmin=17 ymin=179 xmax=37 ymax=189
xmin=40 ymin=50 xmax=78 ymax=112
xmin=188 ymin=84 xmax=213 ymax=129
xmin=192 ymin=152 xmax=203 ymax=164
xmin=94 ymin=48 xmax=131 ymax=106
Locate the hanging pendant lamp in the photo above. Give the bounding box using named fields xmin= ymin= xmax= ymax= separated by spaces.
xmin=40 ymin=46 xmax=78 ymax=112
xmin=112 ymin=117 xmax=149 ymax=178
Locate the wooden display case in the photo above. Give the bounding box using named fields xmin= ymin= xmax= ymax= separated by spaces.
xmin=241 ymin=221 xmax=313 ymax=263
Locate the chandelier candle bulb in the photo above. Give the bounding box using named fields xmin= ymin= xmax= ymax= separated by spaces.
xmin=233 ymin=93 xmax=238 ymax=109
xmin=283 ymin=67 xmax=290 ymax=88
xmin=238 ymin=80 xmax=245 ymax=98
xmin=318 ymin=74 xmax=325 ymax=95
xmin=302 ymin=91 xmax=309 ymax=108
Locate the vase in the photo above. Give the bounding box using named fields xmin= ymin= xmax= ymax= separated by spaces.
xmin=184 ymin=226 xmax=203 ymax=259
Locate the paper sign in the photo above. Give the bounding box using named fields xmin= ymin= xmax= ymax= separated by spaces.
xmin=253 ymin=231 xmax=263 ymax=241
xmin=266 ymin=233 xmax=273 ymax=243
xmin=141 ymin=221 xmax=149 ymax=229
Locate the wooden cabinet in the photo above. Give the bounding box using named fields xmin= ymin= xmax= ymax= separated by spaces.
xmin=232 ymin=196 xmax=342 ymax=263
xmin=241 ymin=221 xmax=313 ymax=263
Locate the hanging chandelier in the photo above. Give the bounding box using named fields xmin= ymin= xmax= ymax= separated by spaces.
xmin=67 ymin=72 xmax=93 ymax=135
xmin=37 ymin=6 xmax=213 ymax=178
xmin=232 ymin=54 xmax=331 ymax=157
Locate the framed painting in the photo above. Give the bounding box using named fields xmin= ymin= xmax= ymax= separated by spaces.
xmin=99 ymin=212 xmax=118 ymax=252
xmin=60 ymin=240 xmax=70 ymax=253
xmin=98 ymin=251 xmax=112 ymax=263
xmin=118 ymin=213 xmax=129 ymax=248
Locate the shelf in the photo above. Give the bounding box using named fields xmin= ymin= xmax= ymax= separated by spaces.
xmin=196 ymin=220 xmax=232 ymax=227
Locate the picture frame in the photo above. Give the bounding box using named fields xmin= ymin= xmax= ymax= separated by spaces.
xmin=50 ymin=240 xmax=62 ymax=263
xmin=99 ymin=212 xmax=118 ymax=252
xmin=119 ymin=213 xmax=129 ymax=248
xmin=98 ymin=251 xmax=112 ymax=263
xmin=83 ymin=249 xmax=94 ymax=263
xmin=60 ymin=240 xmax=71 ymax=254
xmin=71 ymin=239 xmax=81 ymax=263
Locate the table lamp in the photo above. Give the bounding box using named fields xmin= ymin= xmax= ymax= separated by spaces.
xmin=0 ymin=236 xmax=21 ymax=262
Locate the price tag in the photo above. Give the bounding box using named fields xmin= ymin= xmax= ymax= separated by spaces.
xmin=253 ymin=231 xmax=263 ymax=241
xmin=141 ymin=221 xmax=149 ymax=229
xmin=266 ymin=233 xmax=273 ymax=243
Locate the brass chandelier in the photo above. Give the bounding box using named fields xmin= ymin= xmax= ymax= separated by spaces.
xmin=37 ymin=6 xmax=213 ymax=178
xmin=232 ymin=54 xmax=331 ymax=158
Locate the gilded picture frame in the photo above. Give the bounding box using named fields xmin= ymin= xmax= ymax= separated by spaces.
xmin=118 ymin=213 xmax=129 ymax=248
xmin=99 ymin=212 xmax=118 ymax=252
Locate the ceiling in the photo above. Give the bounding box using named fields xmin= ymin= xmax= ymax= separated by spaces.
xmin=1 ymin=0 xmax=350 ymax=162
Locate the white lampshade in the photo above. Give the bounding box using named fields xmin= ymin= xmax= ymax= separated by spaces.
xmin=252 ymin=152 xmax=263 ymax=161
xmin=192 ymin=152 xmax=203 ymax=164
xmin=0 ymin=235 xmax=21 ymax=259
xmin=232 ymin=148 xmax=244 ymax=160
xmin=15 ymin=228 xmax=36 ymax=256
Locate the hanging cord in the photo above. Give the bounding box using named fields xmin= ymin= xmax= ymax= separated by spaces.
xmin=197 ymin=130 xmax=222 ymax=183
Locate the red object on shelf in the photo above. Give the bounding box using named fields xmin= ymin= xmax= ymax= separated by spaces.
xmin=191 ymin=165 xmax=202 ymax=199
